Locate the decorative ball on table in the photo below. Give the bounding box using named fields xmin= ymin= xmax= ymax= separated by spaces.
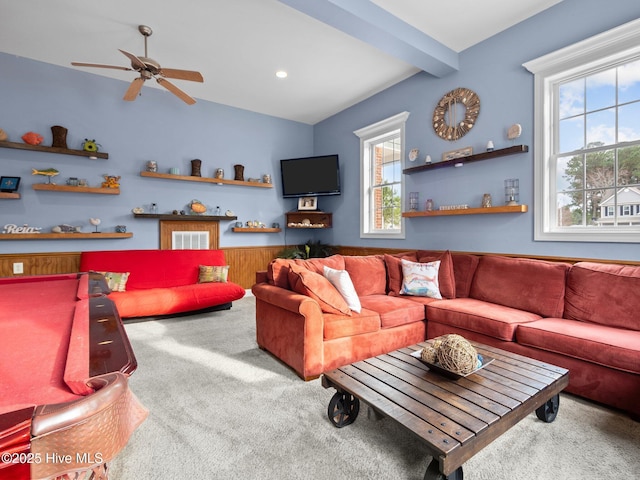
xmin=437 ymin=334 xmax=478 ymax=375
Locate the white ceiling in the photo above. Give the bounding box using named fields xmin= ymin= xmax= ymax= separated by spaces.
xmin=0 ymin=0 xmax=563 ymax=124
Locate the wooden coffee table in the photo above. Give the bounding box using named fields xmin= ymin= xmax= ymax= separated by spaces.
xmin=322 ymin=341 xmax=569 ymax=480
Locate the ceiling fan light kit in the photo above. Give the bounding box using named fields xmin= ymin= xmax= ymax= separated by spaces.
xmin=71 ymin=25 xmax=203 ymax=105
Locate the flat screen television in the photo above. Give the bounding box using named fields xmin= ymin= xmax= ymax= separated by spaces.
xmin=280 ymin=154 xmax=341 ymax=198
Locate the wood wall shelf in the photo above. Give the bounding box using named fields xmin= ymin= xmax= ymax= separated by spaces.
xmin=232 ymin=227 xmax=281 ymax=233
xmin=0 ymin=140 xmax=108 ymax=159
xmin=133 ymin=213 xmax=237 ymax=221
xmin=139 ymin=171 xmax=273 ymax=188
xmin=0 ymin=192 xmax=20 ymax=199
xmin=402 ymin=204 xmax=528 ymax=217
xmin=32 ymin=184 xmax=120 ymax=195
xmin=403 ymin=145 xmax=528 ymax=174
xmin=0 ymin=232 xmax=132 ymax=240
xmin=285 ymin=211 xmax=332 ymax=229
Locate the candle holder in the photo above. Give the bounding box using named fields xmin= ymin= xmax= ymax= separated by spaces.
xmin=409 ymin=192 xmax=419 ymax=211
xmin=504 ymin=178 xmax=519 ymax=206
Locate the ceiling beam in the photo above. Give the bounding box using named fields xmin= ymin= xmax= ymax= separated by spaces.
xmin=278 ymin=0 xmax=458 ymax=77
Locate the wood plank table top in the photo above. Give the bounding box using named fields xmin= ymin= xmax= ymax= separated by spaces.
xmin=322 ymin=340 xmax=569 ymax=479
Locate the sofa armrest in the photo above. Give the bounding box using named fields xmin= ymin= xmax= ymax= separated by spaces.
xmin=251 ymin=281 xmax=325 ymax=379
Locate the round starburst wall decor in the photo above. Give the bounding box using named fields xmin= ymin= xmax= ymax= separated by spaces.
xmin=432 ymin=87 xmax=480 ymax=141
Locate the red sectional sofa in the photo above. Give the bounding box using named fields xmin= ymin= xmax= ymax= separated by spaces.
xmin=80 ymin=249 xmax=245 ymax=318
xmin=252 ymin=252 xmax=640 ymax=418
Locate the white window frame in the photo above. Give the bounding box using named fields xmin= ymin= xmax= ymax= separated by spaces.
xmin=354 ymin=111 xmax=410 ymax=239
xmin=524 ymin=18 xmax=640 ymax=243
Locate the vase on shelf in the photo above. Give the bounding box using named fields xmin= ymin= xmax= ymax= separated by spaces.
xmin=234 ymin=164 xmax=245 ymax=181
xmin=191 ymin=159 xmax=202 ymax=177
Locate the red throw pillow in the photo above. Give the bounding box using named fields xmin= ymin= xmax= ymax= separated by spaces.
xmin=383 ymin=252 xmax=418 ymax=296
xmin=287 ymin=265 xmax=351 ymax=316
xmin=416 ymin=250 xmax=456 ymax=299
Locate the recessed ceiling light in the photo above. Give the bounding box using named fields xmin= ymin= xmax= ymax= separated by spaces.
xmin=275 ymin=70 xmax=288 ymax=79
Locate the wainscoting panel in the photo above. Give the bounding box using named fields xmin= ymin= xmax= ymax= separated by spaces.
xmin=222 ymin=245 xmax=283 ymax=289
xmin=0 ymin=252 xmax=81 ymax=277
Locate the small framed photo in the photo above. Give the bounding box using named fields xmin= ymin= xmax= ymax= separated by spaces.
xmin=0 ymin=176 xmax=21 ymax=192
xmin=442 ymin=147 xmax=473 ymax=162
xmin=298 ymin=196 xmax=317 ymax=211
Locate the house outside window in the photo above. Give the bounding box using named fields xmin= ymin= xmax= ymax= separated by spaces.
xmin=524 ymin=19 xmax=640 ymax=243
xmin=354 ymin=111 xmax=409 ymax=239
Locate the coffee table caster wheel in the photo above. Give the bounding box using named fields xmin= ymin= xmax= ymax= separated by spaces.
xmin=424 ymin=459 xmax=463 ymax=480
xmin=535 ymin=394 xmax=560 ymax=423
xmin=327 ymin=391 xmax=360 ymax=428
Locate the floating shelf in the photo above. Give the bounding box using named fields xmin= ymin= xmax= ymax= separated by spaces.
xmin=0 ymin=192 xmax=20 ymax=199
xmin=133 ymin=213 xmax=237 ymax=221
xmin=232 ymin=227 xmax=281 ymax=233
xmin=402 ymin=205 xmax=528 ymax=217
xmin=0 ymin=232 xmax=132 ymax=240
xmin=139 ymin=171 xmax=273 ymax=188
xmin=32 ymin=184 xmax=120 ymax=195
xmin=285 ymin=211 xmax=332 ymax=229
xmin=0 ymin=140 xmax=108 ymax=159
xmin=403 ymin=145 xmax=528 ymax=174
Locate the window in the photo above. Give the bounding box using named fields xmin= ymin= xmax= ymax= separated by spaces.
xmin=354 ymin=111 xmax=410 ymax=239
xmin=524 ymin=19 xmax=640 ymax=242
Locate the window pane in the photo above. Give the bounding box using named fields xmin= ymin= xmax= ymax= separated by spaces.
xmin=559 ymin=116 xmax=584 ymax=152
xmin=585 ymin=149 xmax=615 ymax=189
xmin=559 ymin=78 xmax=584 ymax=119
xmin=586 ymin=108 xmax=615 ymax=146
xmin=618 ymin=58 xmax=640 ymax=104
xmin=618 ymin=101 xmax=640 ymax=142
xmin=556 ymin=192 xmax=582 ymax=226
xmin=586 ymin=68 xmax=616 ymax=112
xmin=557 ymin=154 xmax=583 ymax=191
xmin=617 ymin=145 xmax=640 ymax=186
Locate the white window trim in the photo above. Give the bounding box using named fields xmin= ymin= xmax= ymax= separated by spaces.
xmin=354 ymin=111 xmax=410 ymax=239
xmin=524 ymin=18 xmax=640 ymax=243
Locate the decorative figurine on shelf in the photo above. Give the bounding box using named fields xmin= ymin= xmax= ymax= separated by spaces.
xmin=101 ymin=175 xmax=121 ymax=188
xmin=482 ymin=193 xmax=492 ymax=208
xmin=146 ymin=161 xmax=158 ymax=172
xmin=189 ymin=199 xmax=207 ymax=215
xmin=215 ymin=168 xmax=224 ymax=179
xmin=191 ymin=159 xmax=202 ymax=177
xmin=234 ymin=164 xmax=245 ymax=181
xmin=486 ymin=141 xmax=494 ymax=152
xmin=0 ymin=129 xmax=8 ymax=142
xmin=115 ymin=225 xmax=127 ymax=233
xmin=51 ymin=126 xmax=68 ymax=149
xmin=89 ymin=218 xmax=101 ymax=233
xmin=52 ymin=224 xmax=81 ymax=233
xmin=31 ymin=167 xmax=59 ymax=184
xmin=82 ymin=139 xmax=101 ymax=152
xmin=22 ymin=132 xmax=44 ymax=145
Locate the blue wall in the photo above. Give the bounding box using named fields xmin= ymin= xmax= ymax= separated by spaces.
xmin=0 ymin=53 xmax=313 ymax=253
xmin=313 ymin=0 xmax=640 ymax=261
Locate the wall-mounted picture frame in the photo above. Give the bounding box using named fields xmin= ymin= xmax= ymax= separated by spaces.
xmin=442 ymin=147 xmax=473 ymax=162
xmin=0 ymin=176 xmax=21 ymax=192
xmin=298 ymin=196 xmax=317 ymax=211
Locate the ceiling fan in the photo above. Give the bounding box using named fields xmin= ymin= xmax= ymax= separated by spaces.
xmin=72 ymin=25 xmax=204 ymax=105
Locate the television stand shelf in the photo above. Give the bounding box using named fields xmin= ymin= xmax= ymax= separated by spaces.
xmin=286 ymin=211 xmax=332 ymax=229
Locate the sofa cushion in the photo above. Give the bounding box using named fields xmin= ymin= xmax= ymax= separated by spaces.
xmin=383 ymin=252 xmax=418 ymax=295
xmin=426 ymin=298 xmax=542 ymax=341
xmin=98 ymin=271 xmax=129 ymax=292
xmin=517 ymin=318 xmax=640 ymax=374
xmin=198 ymin=265 xmax=229 ymax=283
xmin=267 ymin=255 xmax=345 ymax=289
xmin=400 ymin=259 xmax=442 ymax=299
xmin=323 ymin=308 xmax=381 ymax=340
xmin=323 ymin=266 xmax=362 ymax=313
xmin=359 ymin=294 xmax=425 ymax=329
xmin=564 ymin=262 xmax=640 ymax=331
xmin=417 ymin=250 xmax=456 ymax=299
xmin=451 ymin=254 xmax=480 ymax=298
xmin=469 ymin=256 xmax=569 ymax=318
xmin=287 ymin=265 xmax=351 ymax=316
xmin=344 ymin=255 xmax=387 ymax=296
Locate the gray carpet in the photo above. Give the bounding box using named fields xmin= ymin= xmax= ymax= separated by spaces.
xmin=110 ymin=296 xmax=640 ymax=480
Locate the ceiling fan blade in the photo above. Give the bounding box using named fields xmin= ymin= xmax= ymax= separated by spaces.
xmin=118 ymin=49 xmax=147 ymax=70
xmin=160 ymin=68 xmax=204 ymax=83
xmin=71 ymin=62 xmax=133 ymax=72
xmin=156 ymin=78 xmax=196 ymax=105
xmin=123 ymin=77 xmax=145 ymax=101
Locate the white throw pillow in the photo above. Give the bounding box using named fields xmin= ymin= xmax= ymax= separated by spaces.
xmin=400 ymin=259 xmax=442 ymax=299
xmin=323 ymin=266 xmax=362 ymax=313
